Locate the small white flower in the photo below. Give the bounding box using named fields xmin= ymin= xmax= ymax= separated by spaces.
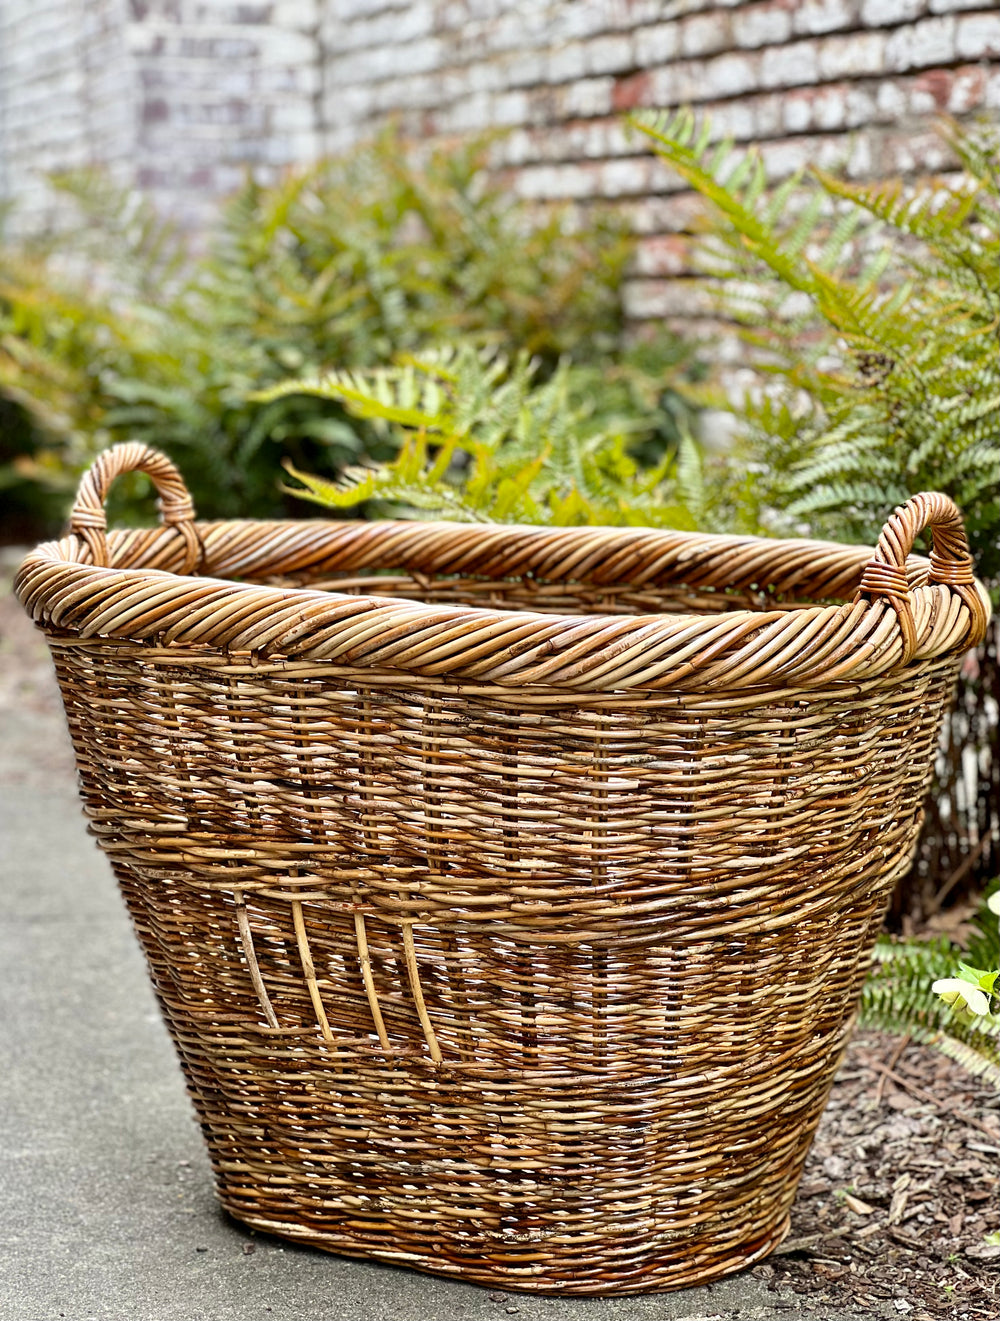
xmin=987 ymin=891 xmax=1000 ymax=917
xmin=932 ymin=978 xmax=990 ymax=1018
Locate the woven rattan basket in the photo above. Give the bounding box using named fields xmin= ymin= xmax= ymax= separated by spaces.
xmin=17 ymin=443 xmax=991 ymax=1295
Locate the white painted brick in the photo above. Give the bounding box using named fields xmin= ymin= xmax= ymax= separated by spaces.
xmin=437 ymin=66 xmax=472 ymax=101
xmin=844 ymin=84 xmax=877 ymax=126
xmin=818 ymin=31 xmax=888 ymax=78
xmin=548 ymin=2 xmax=608 ymax=43
xmin=397 ymin=36 xmax=445 ymax=77
xmin=956 ymin=12 xmax=1000 ymax=60
xmin=601 ymin=120 xmax=633 ymax=156
xmin=845 ymin=134 xmax=874 ymax=177
xmin=624 ymin=278 xmax=719 ymax=321
xmin=555 ymin=76 xmax=614 ymax=119
xmin=752 ymin=91 xmax=785 ymax=136
xmin=270 ymin=100 xmax=315 ymax=132
xmin=514 ymin=160 xmax=598 ymax=200
xmin=501 ymin=49 xmax=547 ymax=88
xmin=792 ymin=0 xmax=858 ymax=35
xmin=492 ymin=89 xmax=529 ymax=126
xmin=877 ymin=79 xmax=908 ymax=116
xmin=699 ymin=406 xmax=745 ymax=446
xmin=584 ymin=33 xmax=634 ymax=75
xmin=324 ymin=123 xmax=360 ymax=155
xmin=760 ymin=40 xmax=819 ymax=89
xmin=335 ymin=42 xmax=397 ymax=80
xmin=814 ymin=86 xmax=852 ymax=130
xmin=554 ymin=120 xmax=609 ymax=161
xmin=909 ymin=83 xmax=939 ymax=113
xmin=547 ymin=41 xmax=586 ymax=83
xmin=489 ymin=8 xmax=553 ymax=54
xmin=633 ymin=234 xmax=691 ymax=278
xmin=708 ymin=100 xmax=757 ymax=141
xmin=439 ymin=89 xmax=494 ymax=133
xmin=598 ymin=156 xmax=651 ymax=196
xmin=496 ymin=127 xmax=533 ymax=168
xmin=269 ymin=0 xmax=320 ymax=25
xmin=372 ymin=4 xmax=434 ymax=46
xmin=598 ymin=0 xmax=665 ymax=32
xmin=633 ymin=22 xmax=679 ymax=68
xmin=680 ymin=12 xmax=732 ymax=58
xmin=460 ymin=60 xmax=505 ymax=94
xmin=275 ymin=129 xmax=322 ymax=163
xmin=882 ymin=128 xmax=952 ymax=174
xmin=783 ymin=93 xmax=814 ymax=133
xmin=330 ymin=0 xmax=396 ymax=18
xmin=126 ymin=24 xmax=166 ymax=55
xmin=885 ymin=15 xmax=957 ymax=70
xmin=761 ymin=137 xmax=815 ymax=179
xmin=947 ymin=65 xmax=987 ymax=114
xmin=327 ymin=81 xmax=379 ymax=120
xmin=703 ymin=53 xmax=759 ymax=98
xmin=861 ymin=0 xmax=928 ymax=23
xmin=732 ymin=4 xmax=793 ymax=50
xmin=254 ymin=63 xmax=321 ymax=95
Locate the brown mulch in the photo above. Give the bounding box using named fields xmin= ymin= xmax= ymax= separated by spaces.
xmin=758 ymin=1030 xmax=999 ymax=1319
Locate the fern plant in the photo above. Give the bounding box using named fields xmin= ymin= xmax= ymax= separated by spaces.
xmin=632 ymin=110 xmax=1000 ymax=581
xmin=862 ymin=887 xmax=1000 ymax=1081
xmin=1 ymin=130 xmax=694 ymax=528
xmin=266 ymin=345 xmax=705 ymax=527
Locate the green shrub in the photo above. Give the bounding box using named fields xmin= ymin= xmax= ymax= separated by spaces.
xmin=631 ymin=110 xmax=999 ymax=581
xmin=0 ymin=131 xmax=693 ymax=530
xmin=628 ymin=111 xmax=998 ymax=929
xmin=268 ymin=344 xmax=705 ymax=528
xmin=278 ymin=115 xmax=997 ymax=565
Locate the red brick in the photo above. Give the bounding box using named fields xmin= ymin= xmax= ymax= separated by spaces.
xmin=612 ymin=71 xmax=653 ymax=112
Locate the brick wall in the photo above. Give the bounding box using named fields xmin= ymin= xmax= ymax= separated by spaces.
xmin=0 ymin=0 xmax=134 ymax=236
xmin=317 ymin=0 xmax=999 ymax=338
xmin=128 ymin=0 xmax=323 ymax=233
xmin=0 ymin=0 xmax=324 ymax=236
xmin=1 ymin=0 xmax=997 ymax=313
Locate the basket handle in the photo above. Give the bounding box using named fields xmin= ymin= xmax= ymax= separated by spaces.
xmin=68 ymin=442 xmax=202 ymax=573
xmin=856 ymin=491 xmax=988 ymax=663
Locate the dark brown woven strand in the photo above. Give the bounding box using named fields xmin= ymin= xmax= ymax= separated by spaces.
xmin=15 ymin=445 xmax=992 ymax=1295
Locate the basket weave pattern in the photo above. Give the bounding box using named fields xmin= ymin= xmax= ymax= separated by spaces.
xmin=17 ymin=444 xmax=990 ymax=1294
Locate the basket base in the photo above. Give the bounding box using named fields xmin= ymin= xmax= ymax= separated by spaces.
xmin=220 ymin=1202 xmax=791 ymax=1296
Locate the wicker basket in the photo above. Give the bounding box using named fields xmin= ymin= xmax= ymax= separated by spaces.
xmin=17 ymin=443 xmax=990 ymax=1295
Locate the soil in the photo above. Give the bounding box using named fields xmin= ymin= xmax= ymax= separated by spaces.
xmin=2 ymin=552 xmax=997 ymax=1318
xmin=763 ymin=1031 xmax=999 ymax=1318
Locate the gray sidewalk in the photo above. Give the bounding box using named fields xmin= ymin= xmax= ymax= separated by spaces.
xmin=0 ymin=632 xmax=888 ymax=1321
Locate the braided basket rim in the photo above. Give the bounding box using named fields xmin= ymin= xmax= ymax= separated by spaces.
xmin=16 ymin=516 xmax=991 ymax=693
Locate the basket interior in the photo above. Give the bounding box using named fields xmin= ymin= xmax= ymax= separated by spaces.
xmin=107 ymin=518 xmax=919 ymax=619
xmin=261 ymin=566 xmax=821 ymax=615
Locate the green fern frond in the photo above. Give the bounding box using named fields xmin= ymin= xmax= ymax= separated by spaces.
xmin=635 ymin=111 xmax=1000 ymax=581
xmin=5 ymin=128 xmax=695 ymax=523
xmin=277 ymin=344 xmax=707 ymax=528
xmin=861 ymin=888 xmax=1000 ymax=1079
xmin=861 ymin=936 xmax=1000 ymax=1083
